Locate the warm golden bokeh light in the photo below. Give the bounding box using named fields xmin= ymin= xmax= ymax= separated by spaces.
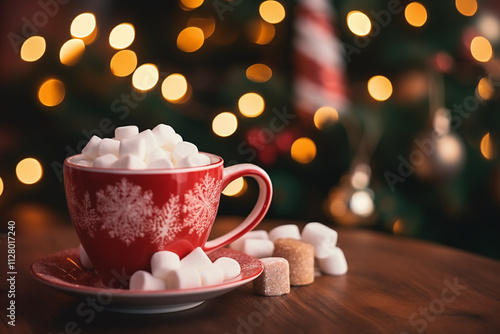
xmin=16 ymin=158 xmax=43 ymax=185
xmin=477 ymin=77 xmax=494 ymax=100
xmin=470 ymin=36 xmax=493 ymax=62
xmin=455 ymin=0 xmax=477 ymax=16
xmin=187 ymin=15 xmax=216 ymax=39
xmin=212 ymin=112 xmax=238 ymax=137
xmin=132 ymin=63 xmax=159 ymax=91
xmin=246 ymin=63 xmax=272 ymax=83
xmin=180 ymin=0 xmax=204 ymax=10
xmin=314 ymin=106 xmax=339 ymax=130
xmin=238 ymin=92 xmax=265 ymax=118
xmin=20 ymin=36 xmax=46 ymax=62
xmin=347 ymin=11 xmax=371 ymax=36
xmin=222 ymin=177 xmax=247 ymax=197
xmin=393 ymin=219 xmax=404 ymax=234
xmin=367 ymin=75 xmax=393 ymax=101
xmin=70 ymin=13 xmax=97 ymax=44
xmin=259 ymin=1 xmax=286 ymax=24
xmin=110 ymin=50 xmax=137 ymax=77
xmin=59 ymin=39 xmax=85 ymax=66
xmin=0 ymin=177 xmax=4 ymax=197
xmin=291 ymin=137 xmax=317 ymax=164
xmin=161 ymin=73 xmax=188 ymax=102
xmin=38 ymin=79 xmax=65 ymax=107
xmin=109 ymin=23 xmax=135 ymax=49
xmin=350 ymin=190 xmax=374 ymax=217
xmin=247 ymin=19 xmax=275 ymax=45
xmin=480 ymin=133 xmax=494 ymax=160
xmin=405 ymin=2 xmax=427 ymax=27
xmin=177 ymin=27 xmax=205 ymax=52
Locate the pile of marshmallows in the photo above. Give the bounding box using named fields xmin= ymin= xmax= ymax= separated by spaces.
xmin=74 ymin=124 xmax=211 ymax=169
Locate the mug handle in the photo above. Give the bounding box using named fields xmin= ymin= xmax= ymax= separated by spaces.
xmin=203 ymin=163 xmax=273 ymax=253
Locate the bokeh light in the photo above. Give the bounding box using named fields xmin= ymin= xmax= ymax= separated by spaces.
xmin=70 ymin=13 xmax=97 ymax=44
xmin=132 ymin=63 xmax=159 ymax=91
xmin=367 ymin=75 xmax=393 ymax=101
xmin=187 ymin=15 xmax=216 ymax=39
xmin=351 ymin=164 xmax=371 ymax=189
xmin=212 ymin=112 xmax=238 ymax=137
xmin=110 ymin=50 xmax=137 ymax=77
xmin=405 ymin=2 xmax=427 ymax=27
xmin=38 ymin=79 xmax=65 ymax=107
xmin=177 ymin=27 xmax=205 ymax=52
xmin=109 ymin=23 xmax=135 ymax=49
xmin=259 ymin=1 xmax=286 ymax=24
xmin=470 ymin=36 xmax=493 ymax=62
xmin=393 ymin=219 xmax=404 ymax=234
xmin=477 ymin=77 xmax=494 ymax=100
xmin=16 ymin=158 xmax=43 ymax=185
xmin=161 ymin=73 xmax=188 ymax=102
xmin=350 ymin=190 xmax=374 ymax=217
xmin=436 ymin=135 xmax=463 ymax=165
xmin=238 ymin=92 xmax=265 ymax=117
xmin=347 ymin=11 xmax=371 ymax=36
xmin=247 ymin=20 xmax=275 ymax=45
xmin=480 ymin=133 xmax=494 ymax=160
xmin=455 ymin=0 xmax=477 ymax=16
xmin=222 ymin=177 xmax=247 ymax=197
xmin=313 ymin=106 xmax=339 ymax=130
xmin=291 ymin=137 xmax=316 ymax=164
xmin=59 ymin=39 xmax=85 ymax=66
xmin=477 ymin=14 xmax=500 ymax=42
xmin=20 ymin=36 xmax=46 ymax=62
xmin=180 ymin=0 xmax=204 ymax=11
xmin=0 ymin=177 xmax=3 ymax=197
xmin=246 ymin=63 xmax=272 ymax=83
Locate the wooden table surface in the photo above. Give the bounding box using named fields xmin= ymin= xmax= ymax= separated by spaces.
xmin=2 ymin=216 xmax=500 ymax=334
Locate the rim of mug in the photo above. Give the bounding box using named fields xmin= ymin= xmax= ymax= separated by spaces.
xmin=64 ymin=152 xmax=223 ymax=174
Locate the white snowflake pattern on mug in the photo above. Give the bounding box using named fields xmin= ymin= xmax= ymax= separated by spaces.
xmin=152 ymin=195 xmax=182 ymax=248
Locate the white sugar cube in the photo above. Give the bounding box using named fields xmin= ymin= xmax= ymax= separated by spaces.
xmin=317 ymin=247 xmax=348 ymax=276
xmin=229 ymin=230 xmax=269 ymax=252
xmin=175 ymin=153 xmax=211 ymax=168
xmin=82 ymin=136 xmax=102 ymax=160
xmin=129 ymin=270 xmax=167 ymax=291
xmin=242 ymin=239 xmax=275 ymax=259
xmin=199 ymin=264 xmax=224 ymax=286
xmin=269 ymin=224 xmax=301 ymax=242
xmin=111 ymin=154 xmax=147 ymax=169
xmin=137 ymin=129 xmax=159 ymax=153
xmin=161 ymin=133 xmax=183 ymax=152
xmin=152 ymin=124 xmax=176 ymax=146
xmin=78 ymin=244 xmax=93 ymax=269
xmin=91 ymin=154 xmax=119 ymax=168
xmin=172 ymin=141 xmax=198 ymax=163
xmin=119 ymin=136 xmax=146 ymax=160
xmin=301 ymin=222 xmax=338 ymax=258
xmin=115 ymin=125 xmax=139 ymax=141
xmin=214 ymin=257 xmax=241 ymax=281
xmin=151 ymin=251 xmax=180 ymax=279
xmin=147 ymin=158 xmax=174 ymax=169
xmin=179 ymin=247 xmax=212 ymax=271
xmin=97 ymin=138 xmax=120 ymax=157
xmin=166 ymin=267 xmax=202 ymax=289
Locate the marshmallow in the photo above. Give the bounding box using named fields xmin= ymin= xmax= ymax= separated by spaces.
xmin=75 ymin=159 xmax=92 ymax=167
xmin=97 ymin=138 xmax=120 ymax=157
xmin=301 ymin=222 xmax=338 ymax=258
xmin=136 ymin=129 xmax=159 ymax=153
xmin=317 ymin=247 xmax=348 ymax=276
xmin=179 ymin=247 xmax=212 ymax=271
xmin=253 ymin=257 xmax=290 ymax=296
xmin=199 ymin=264 xmax=224 ymax=286
xmin=111 ymin=154 xmax=147 ymax=169
xmin=91 ymin=154 xmax=119 ymax=168
xmin=144 ymin=146 xmax=169 ymax=164
xmin=72 ymin=155 xmax=92 ymax=167
xmin=242 ymin=239 xmax=275 ymax=259
xmin=78 ymin=244 xmax=93 ymax=269
xmin=269 ymin=224 xmax=301 ymax=242
xmin=147 ymin=158 xmax=174 ymax=169
xmin=152 ymin=124 xmax=176 ymax=146
xmin=129 ymin=270 xmax=167 ymax=291
xmin=273 ymin=238 xmax=314 ymax=286
xmin=82 ymin=136 xmax=102 ymax=160
xmin=161 ymin=133 xmax=183 ymax=152
xmin=175 ymin=153 xmax=211 ymax=168
xmin=150 ymin=251 xmax=180 ymax=279
xmin=166 ymin=267 xmax=202 ymax=289
xmin=172 ymin=141 xmax=198 ymax=163
xmin=115 ymin=125 xmax=139 ymax=141
xmin=229 ymin=230 xmax=270 ymax=252
xmin=119 ymin=136 xmax=146 ymax=160
xmin=214 ymin=257 xmax=241 ymax=281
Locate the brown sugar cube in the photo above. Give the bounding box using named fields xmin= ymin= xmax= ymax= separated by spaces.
xmin=253 ymin=257 xmax=290 ymax=296
xmin=273 ymin=238 xmax=314 ymax=286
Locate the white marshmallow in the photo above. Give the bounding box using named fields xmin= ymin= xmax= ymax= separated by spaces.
xmin=301 ymin=222 xmax=338 ymax=258
xmin=97 ymin=138 xmax=120 ymax=157
xmin=76 ymin=159 xmax=92 ymax=167
xmin=172 ymin=141 xmax=198 ymax=163
xmin=152 ymin=124 xmax=176 ymax=146
xmin=136 ymin=129 xmax=159 ymax=153
xmin=166 ymin=267 xmax=202 ymax=289
xmin=115 ymin=125 xmax=139 ymax=141
xmin=175 ymin=153 xmax=211 ymax=168
xmin=180 ymin=247 xmax=212 ymax=271
xmin=269 ymin=224 xmax=301 ymax=242
xmin=111 ymin=154 xmax=147 ymax=169
xmin=147 ymin=158 xmax=174 ymax=169
xmin=150 ymin=251 xmax=180 ymax=279
xmin=161 ymin=133 xmax=183 ymax=152
xmin=119 ymin=136 xmax=146 ymax=160
xmin=214 ymin=257 xmax=241 ymax=281
xmin=317 ymin=247 xmax=348 ymax=276
xmin=144 ymin=146 xmax=169 ymax=164
xmin=91 ymin=154 xmax=119 ymax=168
xmin=229 ymin=230 xmax=269 ymax=252
xmin=198 ymin=264 xmax=224 ymax=286
xmin=129 ymin=270 xmax=167 ymax=291
xmin=242 ymin=239 xmax=275 ymax=258
xmin=72 ymin=155 xmax=93 ymax=167
xmin=78 ymin=244 xmax=93 ymax=269
xmin=82 ymin=136 xmax=102 ymax=160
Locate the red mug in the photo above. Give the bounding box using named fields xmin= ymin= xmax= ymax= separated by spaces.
xmin=63 ymin=153 xmax=272 ymax=287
